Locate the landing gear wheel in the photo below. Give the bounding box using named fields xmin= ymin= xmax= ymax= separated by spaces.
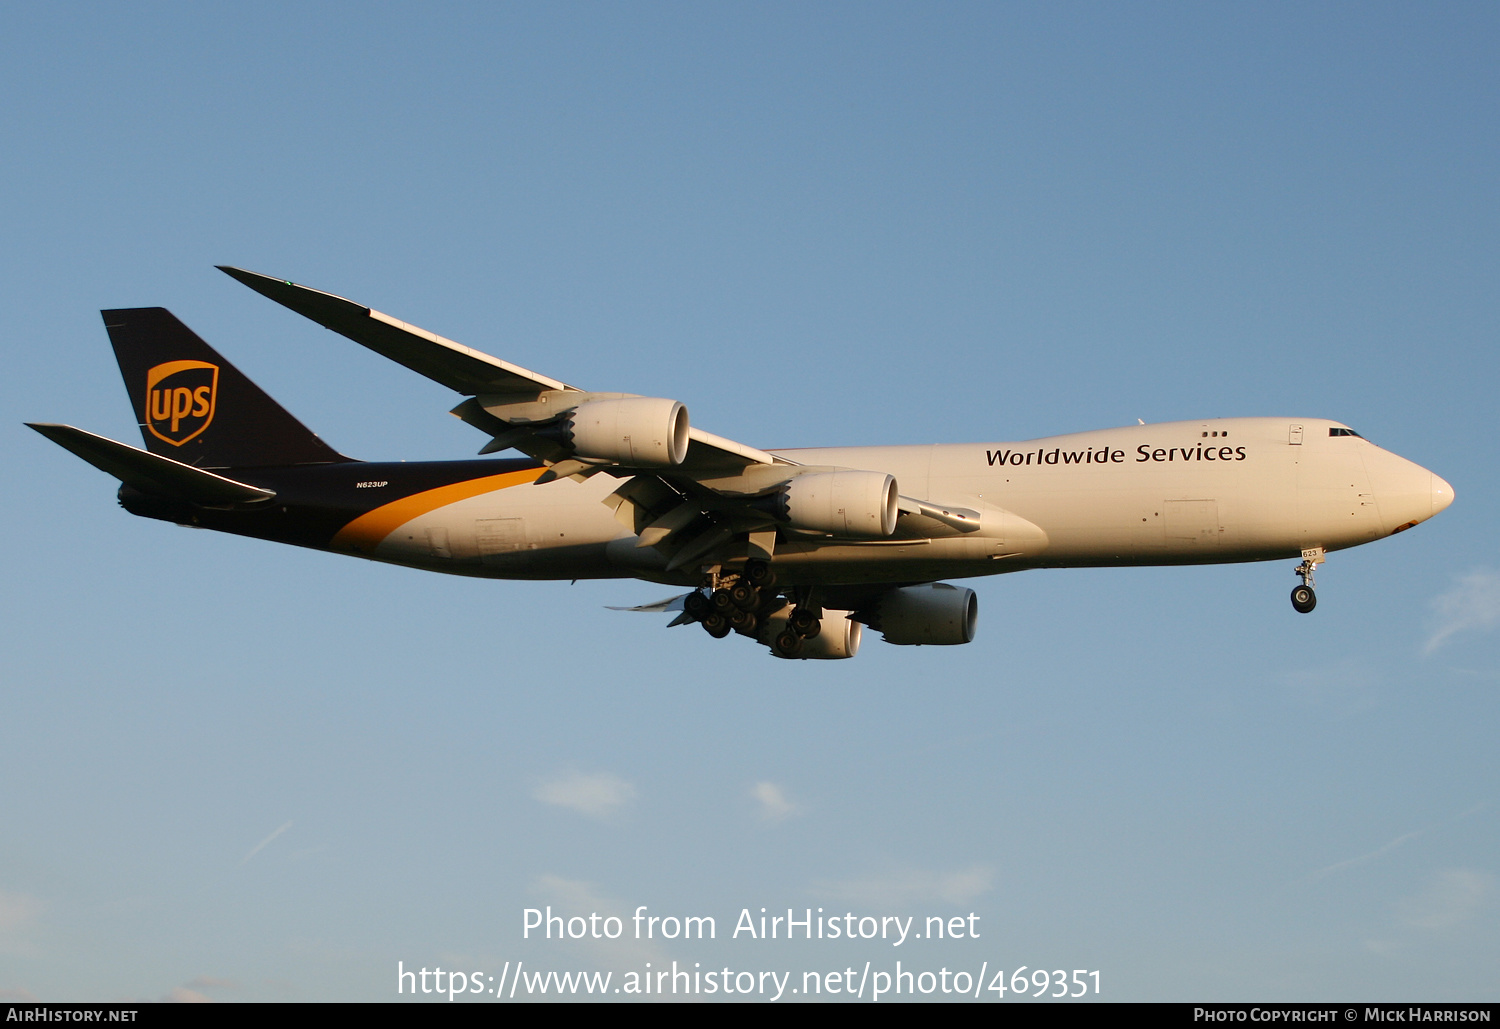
xmin=1291 ymin=585 xmax=1316 ymax=614
xmin=683 ymin=591 xmax=712 ymax=621
xmin=729 ymin=608 xmax=758 ymax=634
xmin=729 ymin=580 xmax=758 ymax=611
xmin=790 ymin=608 xmax=821 ymax=639
xmin=702 ymin=612 xmax=731 ymax=638
xmin=772 ymin=630 xmax=804 ymax=658
xmin=744 ymin=560 xmax=776 ymax=588
xmin=710 ymin=588 xmax=736 ymax=614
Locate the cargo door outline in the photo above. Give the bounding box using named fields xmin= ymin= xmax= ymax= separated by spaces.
xmin=475 ymin=517 xmax=530 ymax=565
xmin=1163 ymin=499 xmax=1220 ymax=547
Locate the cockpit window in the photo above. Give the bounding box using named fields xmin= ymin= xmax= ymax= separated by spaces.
xmin=1329 ymin=427 xmax=1363 ymax=438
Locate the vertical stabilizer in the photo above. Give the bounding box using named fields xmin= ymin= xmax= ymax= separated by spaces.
xmin=103 ymin=307 xmax=351 ymax=468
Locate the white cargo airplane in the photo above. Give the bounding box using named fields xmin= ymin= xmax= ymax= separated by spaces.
xmin=29 ymin=267 xmax=1454 ymax=659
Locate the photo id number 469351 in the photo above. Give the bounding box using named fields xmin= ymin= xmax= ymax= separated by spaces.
xmin=994 ymin=968 xmax=1100 ymax=998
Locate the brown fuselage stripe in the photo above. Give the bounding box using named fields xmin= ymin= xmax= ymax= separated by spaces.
xmin=331 ymin=468 xmax=545 ymax=553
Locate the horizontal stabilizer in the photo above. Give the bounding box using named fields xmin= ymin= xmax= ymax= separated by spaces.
xmin=217 ymin=266 xmax=575 ymax=396
xmin=27 ymin=423 xmax=276 ymax=507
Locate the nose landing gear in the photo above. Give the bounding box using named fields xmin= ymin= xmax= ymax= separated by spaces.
xmin=1291 ymin=547 xmax=1325 ymax=614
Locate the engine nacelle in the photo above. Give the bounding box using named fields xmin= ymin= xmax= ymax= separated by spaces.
xmin=867 ymin=583 xmax=977 ymax=645
xmin=566 ymin=397 xmax=689 ymax=467
xmin=759 ymin=607 xmax=863 ymax=659
xmin=797 ymin=615 xmax=862 ymax=659
xmin=780 ymin=470 xmax=898 ymax=537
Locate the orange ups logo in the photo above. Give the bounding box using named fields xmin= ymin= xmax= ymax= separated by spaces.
xmin=145 ymin=360 xmax=218 ymax=446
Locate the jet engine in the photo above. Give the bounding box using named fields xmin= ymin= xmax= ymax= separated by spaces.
xmin=556 ymin=397 xmax=690 ymax=467
xmin=779 ymin=470 xmax=898 ymax=537
xmin=864 ymin=583 xmax=977 ymax=645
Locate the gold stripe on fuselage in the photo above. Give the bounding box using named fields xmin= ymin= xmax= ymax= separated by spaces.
xmin=331 ymin=468 xmax=544 ymax=554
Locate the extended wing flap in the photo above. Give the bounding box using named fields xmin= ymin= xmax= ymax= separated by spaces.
xmin=217 ymin=266 xmax=575 ymax=396
xmin=28 ymin=423 xmax=276 ymax=506
xmin=604 ymin=593 xmax=691 ymax=613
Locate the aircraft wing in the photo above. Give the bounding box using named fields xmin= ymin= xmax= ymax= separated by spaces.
xmin=219 ymin=266 xmax=782 ymax=478
xmin=217 ymin=266 xmax=578 ymax=396
xmin=221 ymin=267 xmax=980 ymax=570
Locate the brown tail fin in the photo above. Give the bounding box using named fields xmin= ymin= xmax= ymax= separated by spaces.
xmin=103 ymin=307 xmax=352 ymax=468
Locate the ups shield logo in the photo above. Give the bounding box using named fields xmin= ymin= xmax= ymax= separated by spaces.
xmin=145 ymin=360 xmax=218 ymax=446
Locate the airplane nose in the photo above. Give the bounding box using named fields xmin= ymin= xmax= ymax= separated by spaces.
xmin=1431 ymin=473 xmax=1455 ymax=515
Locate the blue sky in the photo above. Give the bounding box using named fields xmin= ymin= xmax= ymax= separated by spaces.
xmin=3 ymin=2 xmax=1496 ymax=1002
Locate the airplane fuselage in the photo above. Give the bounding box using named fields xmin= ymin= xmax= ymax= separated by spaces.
xmin=134 ymin=416 xmax=1449 ymax=590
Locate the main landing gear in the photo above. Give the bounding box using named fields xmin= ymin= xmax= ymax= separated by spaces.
xmin=682 ymin=560 xmax=828 ymax=657
xmin=689 ymin=560 xmax=782 ymax=641
xmin=1290 ymin=547 xmax=1325 ymax=614
xmin=772 ymin=600 xmax=824 ymax=659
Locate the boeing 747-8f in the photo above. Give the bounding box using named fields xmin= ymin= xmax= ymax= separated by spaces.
xmin=29 ymin=268 xmax=1454 ymax=659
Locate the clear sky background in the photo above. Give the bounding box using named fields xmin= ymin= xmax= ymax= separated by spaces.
xmin=2 ymin=2 xmax=1496 ymax=1003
